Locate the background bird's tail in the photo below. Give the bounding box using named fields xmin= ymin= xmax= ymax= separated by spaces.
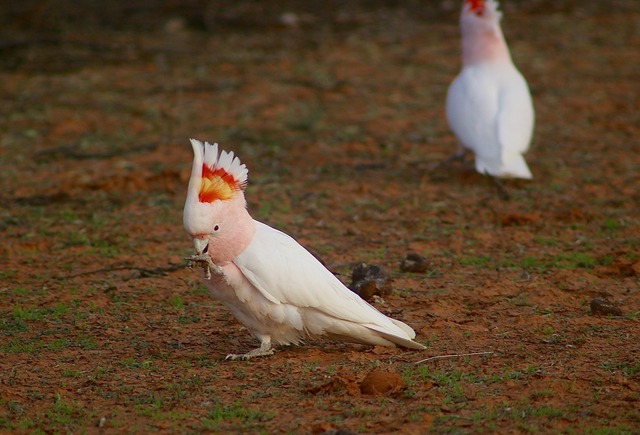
xmin=476 ymin=153 xmax=532 ymax=179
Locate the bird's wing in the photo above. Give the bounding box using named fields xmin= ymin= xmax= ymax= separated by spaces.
xmin=446 ymin=65 xmax=501 ymax=161
xmin=497 ymin=70 xmax=535 ymax=156
xmin=233 ymin=221 xmax=412 ymax=338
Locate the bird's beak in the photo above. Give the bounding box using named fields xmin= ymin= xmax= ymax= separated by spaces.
xmin=193 ymin=238 xmax=209 ymax=255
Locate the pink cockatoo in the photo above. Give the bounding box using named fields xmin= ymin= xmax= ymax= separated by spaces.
xmin=446 ymin=0 xmax=535 ymax=179
xmin=183 ymin=139 xmax=425 ymax=360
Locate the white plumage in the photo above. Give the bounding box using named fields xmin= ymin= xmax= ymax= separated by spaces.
xmin=446 ymin=0 xmax=534 ymax=179
xmin=183 ymin=139 xmax=424 ymax=359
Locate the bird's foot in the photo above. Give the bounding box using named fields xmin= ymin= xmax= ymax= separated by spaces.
xmin=225 ymin=342 xmax=274 ymax=361
xmin=185 ymin=253 xmax=222 ymax=279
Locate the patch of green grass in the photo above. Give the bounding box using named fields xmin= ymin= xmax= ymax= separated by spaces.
xmin=518 ymin=256 xmax=542 ymax=269
xmin=529 ymin=389 xmax=555 ymax=400
xmin=47 ymin=338 xmax=71 ymax=351
xmin=582 ymin=425 xmax=635 ymax=435
xmin=526 ymin=405 xmax=565 ymax=418
xmin=78 ymin=335 xmax=98 ymax=350
xmin=169 ymin=295 xmax=185 ymax=309
xmin=9 ymin=303 xmax=69 ymax=325
xmin=533 ymin=235 xmax=559 ymax=246
xmin=507 ymin=294 xmax=530 ymax=307
xmin=46 ymin=394 xmax=86 ymax=428
xmin=135 ymin=395 xmax=191 ymax=421
xmin=4 ymin=284 xmax=26 ymax=294
xmin=201 ymin=401 xmax=274 ymax=430
xmin=61 ymin=369 xmax=83 ymax=378
xmin=177 ymin=314 xmax=200 ymax=324
xmin=551 ymin=252 xmax=596 ymax=269
xmin=601 ymin=217 xmax=622 ymax=232
xmin=600 ymin=361 xmax=640 ymax=377
xmin=1 ymin=338 xmax=38 ymax=354
xmin=597 ymin=254 xmax=614 ymax=266
xmin=282 ymin=102 xmax=324 ymax=132
xmin=191 ymin=353 xmax=216 ymax=369
xmin=489 ymin=365 xmax=541 ymax=383
xmin=459 ymin=254 xmax=493 ymax=267
xmin=118 ymin=358 xmax=156 ymax=371
xmin=12 ymin=306 xmax=44 ymax=321
xmin=403 ymin=365 xmax=477 ymax=403
xmin=0 ymin=316 xmax=28 ymax=334
xmin=15 ymin=418 xmax=36 ymax=430
xmin=357 ymin=246 xmax=388 ymax=261
xmin=516 ymin=252 xmax=597 ymax=270
xmin=189 ymin=283 xmax=210 ymax=296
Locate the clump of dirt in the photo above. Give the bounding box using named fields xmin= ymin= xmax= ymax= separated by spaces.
xmin=590 ymin=299 xmax=624 ymax=317
xmin=399 ymin=252 xmax=430 ymax=273
xmin=360 ymin=370 xmax=404 ymax=396
xmin=347 ymin=263 xmax=392 ymax=301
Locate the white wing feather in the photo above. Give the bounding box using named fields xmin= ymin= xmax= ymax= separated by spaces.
xmin=497 ymin=72 xmax=534 ymax=156
xmin=232 ymin=221 xmax=422 ymax=348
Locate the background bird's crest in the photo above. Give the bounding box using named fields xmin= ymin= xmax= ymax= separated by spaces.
xmin=465 ymin=0 xmax=500 ymax=18
xmin=190 ymin=139 xmax=248 ymax=203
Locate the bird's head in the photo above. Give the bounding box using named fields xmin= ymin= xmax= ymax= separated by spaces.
xmin=462 ymin=0 xmax=502 ymax=26
xmin=459 ymin=0 xmax=509 ymax=66
xmin=183 ymin=139 xmax=253 ymax=261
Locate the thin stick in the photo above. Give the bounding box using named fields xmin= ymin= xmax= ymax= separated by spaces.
xmin=414 ymin=351 xmax=494 ymax=365
xmin=55 ymin=263 xmax=185 ymax=280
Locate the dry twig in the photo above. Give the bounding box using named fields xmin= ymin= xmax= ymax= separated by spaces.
xmin=414 ymin=351 xmax=494 ymax=365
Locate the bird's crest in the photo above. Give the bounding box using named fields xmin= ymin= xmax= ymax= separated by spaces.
xmin=189 ymin=139 xmax=248 ymax=203
xmin=466 ymin=0 xmax=484 ymax=15
xmin=465 ymin=0 xmax=500 ymax=17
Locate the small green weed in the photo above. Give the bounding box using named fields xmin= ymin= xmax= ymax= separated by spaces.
xmin=201 ymin=401 xmax=274 ymax=430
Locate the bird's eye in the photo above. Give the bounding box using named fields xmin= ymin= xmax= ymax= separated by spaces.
xmin=213 ymin=225 xmax=220 ymax=232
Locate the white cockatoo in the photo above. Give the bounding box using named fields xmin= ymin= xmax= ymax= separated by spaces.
xmin=183 ymin=139 xmax=425 ymax=360
xmin=445 ymin=0 xmax=535 ymax=179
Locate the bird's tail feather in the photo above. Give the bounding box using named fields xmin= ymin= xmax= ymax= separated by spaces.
xmin=374 ymin=330 xmax=426 ymax=349
xmin=476 ymin=153 xmax=532 ymax=179
xmin=303 ymin=309 xmax=425 ymax=350
xmin=365 ymin=323 xmax=425 ymax=350
xmin=390 ymin=318 xmax=417 ymax=339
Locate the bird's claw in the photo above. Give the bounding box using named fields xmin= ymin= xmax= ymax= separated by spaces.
xmin=185 ymin=253 xmax=222 ymax=279
xmin=224 ymin=342 xmax=274 ymax=361
xmin=225 ymin=349 xmax=275 ymax=361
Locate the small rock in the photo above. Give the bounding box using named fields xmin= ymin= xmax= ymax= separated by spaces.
xmin=360 ymin=370 xmax=403 ymax=396
xmin=348 ymin=263 xmax=391 ymax=301
xmin=399 ymin=253 xmax=430 ymax=273
xmin=590 ymin=298 xmax=623 ymax=316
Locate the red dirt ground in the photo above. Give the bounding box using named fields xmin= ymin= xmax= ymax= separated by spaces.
xmin=0 ymin=1 xmax=638 ymax=433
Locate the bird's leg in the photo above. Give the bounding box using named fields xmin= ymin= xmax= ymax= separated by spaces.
xmin=430 ymin=145 xmax=466 ymax=173
xmin=444 ymin=145 xmax=466 ymax=164
xmin=485 ymin=172 xmax=511 ymax=201
xmin=225 ymin=337 xmax=274 ymax=361
xmin=185 ymin=253 xmax=222 ymax=279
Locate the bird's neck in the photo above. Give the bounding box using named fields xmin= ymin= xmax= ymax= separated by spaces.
xmin=461 ymin=25 xmax=512 ymax=67
xmin=209 ymin=198 xmax=256 ymax=264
